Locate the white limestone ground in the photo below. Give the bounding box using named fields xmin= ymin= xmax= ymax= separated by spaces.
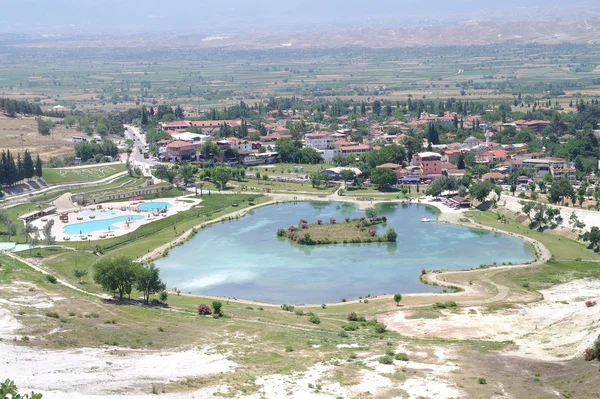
xmin=382 ymin=279 xmax=600 ymax=362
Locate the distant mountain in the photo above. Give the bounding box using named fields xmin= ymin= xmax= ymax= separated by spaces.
xmin=1 ymin=0 xmax=599 ymax=35
xmin=5 ymin=17 xmax=600 ymax=50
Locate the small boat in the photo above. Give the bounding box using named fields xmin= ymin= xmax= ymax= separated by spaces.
xmin=63 ymin=236 xmax=71 ymax=241
xmin=77 ymin=217 xmax=83 ymax=221
xmin=421 ymin=218 xmax=434 ymax=223
xmin=89 ymin=215 xmax=96 ymax=219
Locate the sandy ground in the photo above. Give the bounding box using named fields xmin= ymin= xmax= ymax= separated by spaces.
xmin=30 ymin=197 xmax=200 ymax=242
xmin=382 ymin=279 xmax=600 ymax=362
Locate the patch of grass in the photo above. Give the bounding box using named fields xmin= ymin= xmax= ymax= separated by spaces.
xmin=42 ymin=164 xmax=126 ymax=184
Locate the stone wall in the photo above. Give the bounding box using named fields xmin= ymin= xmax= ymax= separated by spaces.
xmin=71 ymin=186 xmax=172 ymax=205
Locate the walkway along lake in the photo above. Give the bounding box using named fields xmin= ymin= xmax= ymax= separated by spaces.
xmin=155 ymin=202 xmax=535 ymax=304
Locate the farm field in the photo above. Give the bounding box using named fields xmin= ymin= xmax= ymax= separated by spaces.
xmin=1 ymin=44 xmax=600 ymax=115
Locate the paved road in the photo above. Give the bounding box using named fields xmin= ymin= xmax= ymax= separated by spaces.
xmin=123 ymin=125 xmax=160 ymax=183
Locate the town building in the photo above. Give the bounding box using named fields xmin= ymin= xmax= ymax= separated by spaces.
xmin=413 ymin=152 xmax=443 ymax=177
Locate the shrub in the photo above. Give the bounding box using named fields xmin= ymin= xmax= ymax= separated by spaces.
xmin=345 ymin=217 xmax=350 ymax=223
xmin=385 ymin=349 xmax=395 ymax=356
xmin=277 ymin=228 xmax=288 ymax=237
xmin=198 ymin=304 xmax=212 ymax=315
xmin=395 ymin=352 xmax=409 ymax=361
xmin=378 ymin=355 xmax=393 ymax=364
xmin=299 ymin=219 xmax=307 ymax=224
xmin=321 ymin=304 xmax=327 ymax=309
xmin=294 ymin=309 xmax=305 ymax=316
xmin=421 ymin=268 xmax=427 ymax=275
xmin=477 ymin=377 xmax=487 ymax=385
xmin=342 ymin=323 xmax=359 ymax=331
xmin=285 ymin=345 xmax=294 ymax=352
xmin=212 ymin=301 xmax=223 ymax=316
xmin=308 ymin=314 xmax=321 ymax=324
xmin=586 ymin=300 xmax=597 ymax=308
xmin=381 ymin=216 xmax=387 ymax=222
xmin=159 ymin=291 xmax=168 ymax=302
xmin=338 ymin=331 xmax=349 ymax=338
xmin=150 ymin=299 xmax=161 ymax=306
xmin=301 ymin=223 xmax=308 ymax=229
xmin=347 ymin=312 xmax=358 ymax=321
xmin=584 ymin=347 xmax=596 ymax=361
xmin=341 ymin=298 xmax=347 ymax=302
xmin=246 ymin=306 xmax=254 ymax=310
xmin=45 ymin=311 xmax=59 ymax=319
xmin=46 ymin=274 xmax=57 ymax=284
xmin=329 ymin=218 xmax=336 ymax=224
xmin=374 ymin=323 xmax=387 ymax=334
xmin=288 ymin=225 xmax=297 ymax=232
xmin=281 ymin=304 xmax=295 ymax=312
xmin=317 ymin=219 xmax=323 ymax=225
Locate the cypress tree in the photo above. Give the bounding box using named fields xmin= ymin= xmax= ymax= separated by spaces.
xmin=35 ymin=155 xmax=43 ymax=178
xmin=23 ymin=150 xmax=34 ymax=179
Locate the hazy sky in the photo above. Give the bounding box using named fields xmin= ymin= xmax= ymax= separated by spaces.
xmin=1 ymin=0 xmax=598 ymax=34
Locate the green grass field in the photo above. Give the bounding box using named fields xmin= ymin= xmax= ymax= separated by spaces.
xmin=466 ymin=210 xmax=600 ymax=261
xmin=42 ymin=164 xmax=126 ymax=184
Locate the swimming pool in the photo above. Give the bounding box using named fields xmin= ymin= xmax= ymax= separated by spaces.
xmin=82 ymin=211 xmax=118 ymax=217
xmin=63 ymin=215 xmax=145 ymax=235
xmin=138 ymin=202 xmax=173 ymax=212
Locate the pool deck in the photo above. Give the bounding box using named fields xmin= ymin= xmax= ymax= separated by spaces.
xmin=30 ymin=196 xmax=201 ymax=242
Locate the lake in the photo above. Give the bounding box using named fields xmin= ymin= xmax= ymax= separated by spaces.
xmin=155 ymin=202 xmax=535 ymax=304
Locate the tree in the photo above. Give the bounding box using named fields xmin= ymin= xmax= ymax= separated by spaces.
xmin=37 ymin=119 xmax=53 ymax=136
xmin=153 ymin=165 xmax=176 ymax=183
xmin=340 ymin=169 xmax=355 ymax=189
xmin=22 ymin=150 xmax=34 ymax=179
xmin=200 ymin=141 xmax=221 ymax=159
xmin=370 ymin=167 xmax=397 ymax=189
xmin=548 ymin=179 xmax=575 ymax=204
xmin=35 ymin=155 xmax=43 ymax=178
xmin=28 ymin=235 xmax=39 ymax=256
xmin=510 ymin=183 xmax=517 ymax=196
xmin=0 ymin=208 xmax=8 ymax=225
xmin=179 ymin=164 xmax=195 ymax=186
xmin=469 ymin=180 xmax=494 ymax=203
xmin=22 ymin=222 xmax=38 ymax=243
xmin=384 ymin=227 xmax=397 ymax=242
xmin=582 ymin=226 xmax=600 ymax=249
xmin=373 ymin=100 xmax=382 ymax=116
xmin=93 ymin=257 xmax=140 ymax=299
xmin=135 ymin=263 xmax=166 ymax=304
xmin=6 ymin=220 xmax=17 ymax=241
xmin=427 ymin=123 xmax=439 ymax=145
xmin=365 ymin=207 xmax=377 ymax=218
xmin=308 ymin=172 xmax=321 ymax=188
xmin=457 ymin=153 xmax=466 ymax=170
xmin=73 ymin=269 xmax=89 ymax=284
xmin=42 ymin=220 xmax=55 ymax=245
xmin=393 ymin=293 xmax=402 ymax=306
xmin=211 ymin=166 xmax=231 ymax=190
xmin=212 ymin=300 xmax=223 ymax=317
xmin=0 ymin=379 xmax=43 ymax=399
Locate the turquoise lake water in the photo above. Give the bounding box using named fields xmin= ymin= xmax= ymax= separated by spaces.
xmin=63 ymin=215 xmax=145 ymax=235
xmin=155 ymin=202 xmax=535 ymax=304
xmin=139 ymin=202 xmax=173 ymax=212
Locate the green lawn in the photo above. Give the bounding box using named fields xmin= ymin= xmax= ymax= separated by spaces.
xmin=252 ymin=163 xmax=334 ymax=175
xmin=0 ymin=203 xmax=53 ymax=243
xmin=466 ymin=210 xmax=600 ymax=261
xmin=43 ymin=164 xmax=126 ymax=184
xmin=344 ymin=186 xmax=422 ymax=200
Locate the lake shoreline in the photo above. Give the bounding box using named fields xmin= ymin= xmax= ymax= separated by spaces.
xmin=146 ymin=194 xmax=544 ymax=306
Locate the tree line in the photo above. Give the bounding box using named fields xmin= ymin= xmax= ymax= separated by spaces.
xmin=0 ymin=98 xmax=43 ymax=117
xmin=0 ymin=150 xmax=42 ymax=187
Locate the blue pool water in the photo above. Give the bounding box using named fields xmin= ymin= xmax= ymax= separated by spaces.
xmin=63 ymin=215 xmax=145 ymax=235
xmin=155 ymin=202 xmax=536 ymax=304
xmin=138 ymin=202 xmax=173 ymax=212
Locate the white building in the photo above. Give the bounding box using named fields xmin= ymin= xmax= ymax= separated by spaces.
xmin=317 ymin=148 xmax=342 ymax=163
xmin=172 ymin=132 xmax=212 ymax=143
xmin=305 ymin=132 xmax=337 ymax=150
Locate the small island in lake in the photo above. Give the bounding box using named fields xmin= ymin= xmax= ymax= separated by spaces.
xmin=277 ymin=215 xmax=397 ymax=245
